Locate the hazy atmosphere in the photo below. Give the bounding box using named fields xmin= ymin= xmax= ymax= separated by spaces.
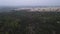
xmin=0 ymin=0 xmax=60 ymax=34
xmin=0 ymin=0 xmax=60 ymax=6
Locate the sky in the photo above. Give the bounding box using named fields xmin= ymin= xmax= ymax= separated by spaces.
xmin=0 ymin=0 xmax=60 ymax=6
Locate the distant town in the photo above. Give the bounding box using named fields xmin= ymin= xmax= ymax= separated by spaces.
xmin=15 ymin=7 xmax=60 ymax=12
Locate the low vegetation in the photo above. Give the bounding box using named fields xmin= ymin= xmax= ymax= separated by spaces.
xmin=0 ymin=10 xmax=60 ymax=34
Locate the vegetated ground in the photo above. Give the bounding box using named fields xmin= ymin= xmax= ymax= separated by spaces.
xmin=0 ymin=10 xmax=60 ymax=34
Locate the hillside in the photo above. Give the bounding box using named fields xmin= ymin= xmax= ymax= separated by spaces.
xmin=0 ymin=10 xmax=60 ymax=34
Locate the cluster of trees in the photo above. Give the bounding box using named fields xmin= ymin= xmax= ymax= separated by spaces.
xmin=0 ymin=10 xmax=60 ymax=34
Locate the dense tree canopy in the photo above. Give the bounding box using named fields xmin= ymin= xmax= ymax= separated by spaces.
xmin=0 ymin=10 xmax=60 ymax=34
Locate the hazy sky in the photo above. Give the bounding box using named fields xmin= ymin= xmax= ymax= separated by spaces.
xmin=0 ymin=0 xmax=60 ymax=6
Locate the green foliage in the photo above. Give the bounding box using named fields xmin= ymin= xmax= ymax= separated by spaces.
xmin=5 ymin=32 xmax=9 ymax=34
xmin=0 ymin=11 xmax=60 ymax=34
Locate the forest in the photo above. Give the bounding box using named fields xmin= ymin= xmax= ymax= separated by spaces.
xmin=0 ymin=10 xmax=60 ymax=34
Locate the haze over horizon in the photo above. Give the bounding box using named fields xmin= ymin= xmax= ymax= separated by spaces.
xmin=0 ymin=0 xmax=60 ymax=6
